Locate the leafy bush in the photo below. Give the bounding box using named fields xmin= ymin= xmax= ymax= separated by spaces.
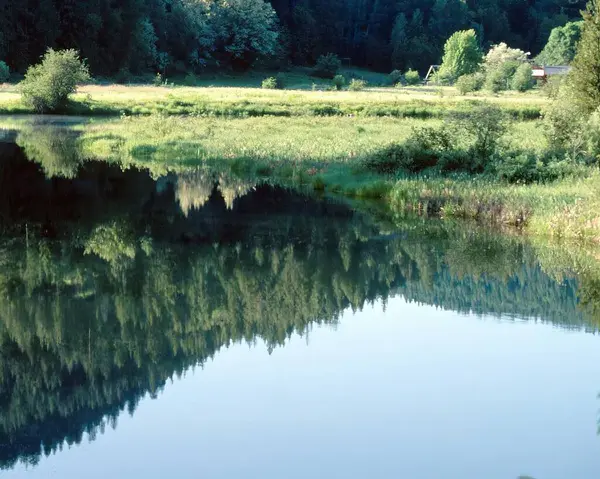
xmin=447 ymin=105 xmax=507 ymax=166
xmin=404 ymin=69 xmax=421 ymax=85
xmin=332 ymin=74 xmax=346 ymax=90
xmin=511 ymin=63 xmax=534 ymax=91
xmin=0 ymin=61 xmax=9 ymax=83
xmin=348 ymin=79 xmax=367 ymax=91
xmin=484 ymin=68 xmax=507 ymax=93
xmin=261 ymin=77 xmax=278 ymax=89
xmin=388 ymin=70 xmax=403 ymax=86
xmin=312 ymin=53 xmax=341 ymax=79
xmin=275 ymin=72 xmax=286 ymax=89
xmin=19 ymin=49 xmax=90 ymax=113
xmin=153 ymin=72 xmax=164 ymax=86
xmin=495 ymin=153 xmax=543 ymax=183
xmin=486 ymin=60 xmax=521 ymax=93
xmin=455 ymin=73 xmax=484 ymax=94
xmin=184 ymin=73 xmax=198 ymax=86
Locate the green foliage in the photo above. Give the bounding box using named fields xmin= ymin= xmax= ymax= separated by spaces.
xmin=438 ymin=29 xmax=482 ymax=83
xmin=19 ymin=49 xmax=90 ymax=113
xmin=569 ymin=0 xmax=600 ymax=113
xmin=448 ymin=105 xmax=507 ymax=164
xmin=348 ymin=79 xmax=367 ymax=91
xmin=275 ymin=72 xmax=287 ymax=89
xmin=262 ymin=76 xmax=278 ymax=89
xmin=312 ymin=53 xmax=341 ymax=79
xmin=455 ymin=73 xmax=484 ymax=94
xmin=211 ymin=0 xmax=279 ymax=67
xmin=332 ymin=74 xmax=346 ymax=90
xmin=404 ymin=69 xmax=420 ymax=85
xmin=536 ymin=21 xmax=583 ymax=66
xmin=153 ymin=72 xmax=164 ymax=87
xmin=388 ymin=70 xmax=404 ymax=85
xmin=511 ymin=63 xmax=534 ymax=92
xmin=0 ymin=0 xmax=588 ymax=76
xmin=484 ymin=43 xmax=529 ymax=71
xmin=0 ymin=61 xmax=9 ymax=82
xmin=484 ymin=61 xmax=520 ymax=93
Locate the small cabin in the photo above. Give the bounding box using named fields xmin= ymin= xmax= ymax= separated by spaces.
xmin=531 ymin=65 xmax=571 ymax=82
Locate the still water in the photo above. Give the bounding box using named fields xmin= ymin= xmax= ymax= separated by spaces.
xmin=1 ymin=123 xmax=600 ymax=478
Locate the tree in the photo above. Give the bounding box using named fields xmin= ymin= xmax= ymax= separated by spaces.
xmin=437 ymin=29 xmax=482 ymax=83
xmin=569 ymin=0 xmax=600 ymax=113
xmin=511 ymin=63 xmax=534 ymax=91
xmin=19 ymin=49 xmax=90 ymax=113
xmin=484 ymin=43 xmax=529 ymax=71
xmin=536 ymin=21 xmax=583 ymax=66
xmin=211 ymin=0 xmax=279 ymax=69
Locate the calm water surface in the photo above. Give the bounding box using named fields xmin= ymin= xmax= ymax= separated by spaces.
xmin=1 ymin=123 xmax=600 ymax=478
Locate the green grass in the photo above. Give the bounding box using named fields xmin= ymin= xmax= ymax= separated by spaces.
xmin=0 ymin=71 xmax=547 ymax=119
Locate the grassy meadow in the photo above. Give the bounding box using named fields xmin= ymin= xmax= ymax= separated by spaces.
xmin=0 ymin=67 xmax=546 ymax=119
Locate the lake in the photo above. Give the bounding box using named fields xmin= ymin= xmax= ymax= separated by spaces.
xmin=0 ymin=122 xmax=600 ymax=479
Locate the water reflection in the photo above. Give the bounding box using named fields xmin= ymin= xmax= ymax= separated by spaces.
xmin=0 ymin=125 xmax=599 ymax=472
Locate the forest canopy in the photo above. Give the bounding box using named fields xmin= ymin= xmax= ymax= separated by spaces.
xmin=0 ymin=0 xmax=588 ymax=75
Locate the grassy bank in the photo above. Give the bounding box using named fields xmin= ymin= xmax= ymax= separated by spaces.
xmin=0 ymin=81 xmax=546 ymax=119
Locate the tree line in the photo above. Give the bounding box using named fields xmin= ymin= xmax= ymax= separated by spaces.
xmin=0 ymin=0 xmax=588 ymax=76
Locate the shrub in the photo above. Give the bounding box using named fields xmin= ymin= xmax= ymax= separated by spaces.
xmin=485 ymin=60 xmax=520 ymax=93
xmin=495 ymin=153 xmax=542 ymax=183
xmin=455 ymin=73 xmax=484 ymax=95
xmin=511 ymin=63 xmax=534 ymax=92
xmin=388 ymin=70 xmax=403 ymax=86
xmin=153 ymin=72 xmax=164 ymax=86
xmin=275 ymin=72 xmax=286 ymax=89
xmin=19 ymin=49 xmax=90 ymax=113
xmin=332 ymin=74 xmax=346 ymax=90
xmin=484 ymin=68 xmax=507 ymax=93
xmin=348 ymin=79 xmax=367 ymax=91
xmin=312 ymin=53 xmax=341 ymax=79
xmin=261 ymin=77 xmax=278 ymax=89
xmin=404 ymin=69 xmax=421 ymax=85
xmin=447 ymin=105 xmax=507 ymax=166
xmin=0 ymin=61 xmax=9 ymax=83
xmin=184 ymin=73 xmax=198 ymax=86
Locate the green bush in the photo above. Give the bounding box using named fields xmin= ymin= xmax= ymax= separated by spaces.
xmin=447 ymin=105 xmax=507 ymax=166
xmin=485 ymin=60 xmax=520 ymax=93
xmin=261 ymin=77 xmax=278 ymax=89
xmin=275 ymin=72 xmax=286 ymax=89
xmin=312 ymin=53 xmax=342 ymax=79
xmin=511 ymin=63 xmax=534 ymax=92
xmin=388 ymin=70 xmax=403 ymax=86
xmin=153 ymin=72 xmax=164 ymax=86
xmin=0 ymin=61 xmax=9 ymax=83
xmin=332 ymin=74 xmax=346 ymax=90
xmin=495 ymin=153 xmax=542 ymax=183
xmin=184 ymin=73 xmax=198 ymax=86
xmin=348 ymin=79 xmax=367 ymax=91
xmin=404 ymin=69 xmax=421 ymax=85
xmin=19 ymin=49 xmax=90 ymax=113
xmin=455 ymin=73 xmax=484 ymax=95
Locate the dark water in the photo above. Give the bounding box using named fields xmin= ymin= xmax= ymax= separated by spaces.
xmin=1 ymin=124 xmax=600 ymax=479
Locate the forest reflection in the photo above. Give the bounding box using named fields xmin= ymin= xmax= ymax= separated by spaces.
xmin=0 ymin=131 xmax=598 ymax=470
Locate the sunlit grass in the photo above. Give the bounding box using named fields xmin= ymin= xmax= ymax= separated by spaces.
xmin=0 ymin=76 xmax=547 ymax=118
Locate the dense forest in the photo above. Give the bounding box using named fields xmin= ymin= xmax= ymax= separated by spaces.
xmin=0 ymin=0 xmax=588 ymax=75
